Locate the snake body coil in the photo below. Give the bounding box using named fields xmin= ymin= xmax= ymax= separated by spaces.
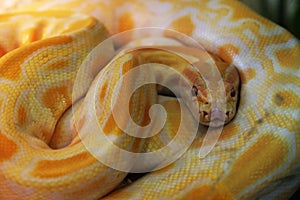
xmin=0 ymin=0 xmax=299 ymax=200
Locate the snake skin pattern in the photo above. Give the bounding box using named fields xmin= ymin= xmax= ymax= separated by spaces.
xmin=0 ymin=0 xmax=299 ymax=199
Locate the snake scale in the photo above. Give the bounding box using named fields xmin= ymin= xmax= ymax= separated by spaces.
xmin=0 ymin=0 xmax=299 ymax=199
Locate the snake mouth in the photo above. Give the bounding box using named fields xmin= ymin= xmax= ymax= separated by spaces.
xmin=200 ymin=109 xmax=228 ymax=127
xmin=209 ymin=119 xmax=226 ymax=127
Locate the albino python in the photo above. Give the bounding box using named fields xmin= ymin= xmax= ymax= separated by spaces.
xmin=0 ymin=0 xmax=299 ymax=199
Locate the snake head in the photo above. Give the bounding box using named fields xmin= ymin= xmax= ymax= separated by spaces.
xmin=192 ymin=65 xmax=240 ymax=127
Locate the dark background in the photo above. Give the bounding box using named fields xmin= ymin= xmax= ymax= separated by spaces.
xmin=241 ymin=0 xmax=300 ymax=39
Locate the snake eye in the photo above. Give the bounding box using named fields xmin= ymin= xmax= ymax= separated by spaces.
xmin=192 ymin=86 xmax=198 ymax=97
xmin=230 ymin=88 xmax=236 ymax=97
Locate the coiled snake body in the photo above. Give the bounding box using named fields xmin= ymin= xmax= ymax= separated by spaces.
xmin=0 ymin=0 xmax=299 ymax=199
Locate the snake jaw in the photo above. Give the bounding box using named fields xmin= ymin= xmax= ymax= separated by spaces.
xmin=211 ymin=107 xmax=226 ymax=121
xmin=199 ymin=107 xmax=228 ymax=127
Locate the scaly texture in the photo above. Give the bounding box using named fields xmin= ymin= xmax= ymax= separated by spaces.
xmin=0 ymin=0 xmax=299 ymax=200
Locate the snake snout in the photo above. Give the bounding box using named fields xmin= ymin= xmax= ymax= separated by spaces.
xmin=211 ymin=108 xmax=226 ymax=121
xmin=199 ymin=107 xmax=228 ymax=127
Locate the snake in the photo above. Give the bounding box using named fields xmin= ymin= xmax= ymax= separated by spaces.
xmin=0 ymin=0 xmax=299 ymax=199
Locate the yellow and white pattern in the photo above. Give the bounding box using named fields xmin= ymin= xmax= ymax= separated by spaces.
xmin=0 ymin=0 xmax=299 ymax=199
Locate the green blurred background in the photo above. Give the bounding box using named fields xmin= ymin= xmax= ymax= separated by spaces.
xmin=240 ymin=0 xmax=300 ymax=39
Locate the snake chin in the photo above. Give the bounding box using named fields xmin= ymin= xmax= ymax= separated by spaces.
xmin=199 ymin=109 xmax=235 ymax=127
